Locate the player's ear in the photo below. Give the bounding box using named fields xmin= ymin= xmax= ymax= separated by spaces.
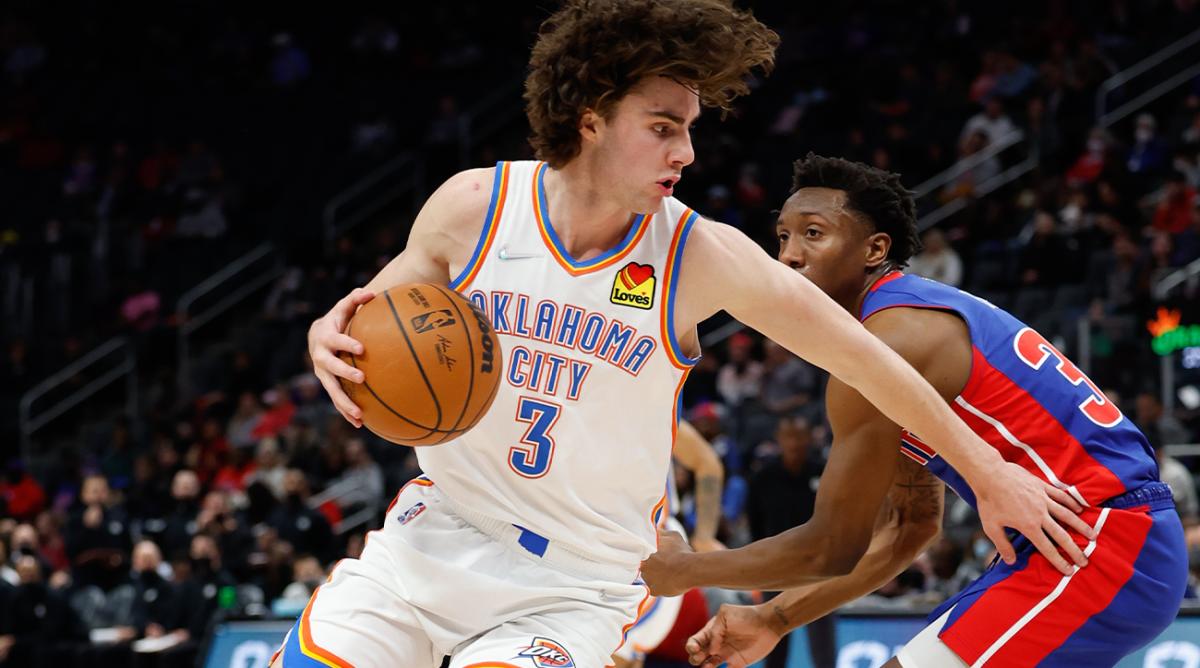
xmin=579 ymin=108 xmax=602 ymax=145
xmin=865 ymin=232 xmax=891 ymax=270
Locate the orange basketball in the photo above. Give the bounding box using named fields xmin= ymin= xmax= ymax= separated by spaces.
xmin=337 ymin=283 xmax=502 ymax=446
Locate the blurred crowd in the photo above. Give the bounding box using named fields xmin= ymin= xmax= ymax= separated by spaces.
xmin=3 ymin=1 xmax=1200 ymax=666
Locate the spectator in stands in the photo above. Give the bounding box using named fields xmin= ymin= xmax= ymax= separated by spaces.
xmin=0 ymin=463 xmax=45 ymax=522
xmin=158 ymin=470 xmax=202 ymax=559
xmin=942 ymin=131 xmax=1001 ymax=201
xmin=331 ymin=438 xmax=385 ymax=513
xmin=126 ymin=540 xmax=186 ymax=647
xmin=716 ymin=332 xmax=762 ymax=408
xmin=746 ymin=418 xmax=831 ymax=668
xmin=267 ymin=469 xmax=334 ymax=563
xmin=175 ymin=534 xmax=236 ymax=643
xmin=689 ymin=402 xmax=740 ymax=476
xmin=959 ymin=97 xmax=1015 ymax=149
xmin=274 ymin=553 xmax=325 ymax=616
xmin=908 ymin=228 xmax=962 ymax=286
xmin=8 ymin=523 xmax=50 ymax=579
xmin=66 ymin=473 xmax=131 ymax=590
xmin=1154 ymin=170 xmax=1197 ymax=234
xmin=758 ymin=338 xmax=820 ymax=421
xmin=0 ymin=554 xmax=83 ymax=666
xmin=248 ymin=436 xmax=288 ymax=500
xmin=1137 ymin=391 xmax=1192 ymax=447
xmin=1019 ymin=210 xmax=1069 ymax=287
xmin=1066 ymin=127 xmax=1115 ymax=187
xmin=1127 ymin=114 xmax=1170 ymax=181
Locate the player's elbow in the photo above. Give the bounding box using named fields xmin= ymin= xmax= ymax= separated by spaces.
xmin=816 ymin=535 xmax=870 ymax=577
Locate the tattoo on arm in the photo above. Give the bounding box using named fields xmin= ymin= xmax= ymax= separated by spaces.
xmin=694 ymin=475 xmax=721 ymax=536
xmin=889 ymin=456 xmax=943 ymax=526
xmin=771 ymin=604 xmax=789 ymax=630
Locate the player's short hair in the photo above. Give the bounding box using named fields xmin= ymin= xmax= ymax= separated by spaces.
xmin=524 ymin=0 xmax=778 ymax=168
xmin=791 ymin=153 xmax=921 ymax=268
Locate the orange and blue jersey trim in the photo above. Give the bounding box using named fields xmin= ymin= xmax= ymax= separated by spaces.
xmin=450 ymin=162 xmax=510 ymax=292
xmin=660 ymin=209 xmax=701 ymax=370
xmin=532 ymin=162 xmax=651 ymax=276
xmin=273 ymin=562 xmax=354 ymax=667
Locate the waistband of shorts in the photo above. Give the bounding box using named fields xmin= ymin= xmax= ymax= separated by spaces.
xmin=430 ymin=484 xmax=641 ymax=584
xmin=1099 ymin=481 xmax=1175 ymax=511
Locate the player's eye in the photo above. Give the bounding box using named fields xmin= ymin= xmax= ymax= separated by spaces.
xmin=777 ymin=232 xmax=789 ymax=243
xmin=653 ymin=125 xmax=671 ymax=136
xmin=805 ymin=228 xmax=821 ymax=239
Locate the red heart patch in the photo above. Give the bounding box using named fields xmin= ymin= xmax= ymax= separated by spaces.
xmin=622 ymin=262 xmax=654 ymax=287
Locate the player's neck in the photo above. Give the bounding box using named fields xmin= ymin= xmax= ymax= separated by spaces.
xmin=853 ymin=266 xmax=897 ymax=316
xmin=542 ymin=162 xmax=637 ymax=258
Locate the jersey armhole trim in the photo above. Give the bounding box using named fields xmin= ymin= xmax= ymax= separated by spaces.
xmin=661 ymin=209 xmax=701 ymax=369
xmin=450 ymin=161 xmax=509 ymax=292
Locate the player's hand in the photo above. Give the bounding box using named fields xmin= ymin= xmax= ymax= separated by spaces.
xmin=690 ymin=536 xmax=726 ymax=553
xmin=686 ymin=604 xmax=782 ymax=668
xmin=309 ymin=287 xmax=375 ymax=427
xmin=640 ymin=528 xmax=694 ymax=597
xmin=974 ymin=462 xmax=1095 ymax=576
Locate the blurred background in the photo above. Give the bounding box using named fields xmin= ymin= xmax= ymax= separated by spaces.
xmin=1 ymin=1 xmax=1199 ymax=666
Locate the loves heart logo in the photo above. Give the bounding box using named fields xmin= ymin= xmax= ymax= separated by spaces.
xmin=611 ymin=261 xmax=656 ymax=310
xmin=619 ymin=263 xmax=655 ymax=289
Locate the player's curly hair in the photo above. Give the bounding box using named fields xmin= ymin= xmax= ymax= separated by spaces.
xmin=791 ymin=153 xmax=922 ymax=268
xmin=524 ymin=0 xmax=778 ymax=168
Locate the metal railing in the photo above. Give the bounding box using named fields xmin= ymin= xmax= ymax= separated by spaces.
xmin=1153 ymin=256 xmax=1200 ymax=300
xmin=322 ymin=151 xmax=426 ymax=243
xmin=1095 ymin=27 xmax=1200 ymax=127
xmin=456 ymin=78 xmax=525 ymax=169
xmin=917 ymin=133 xmax=1038 ymax=232
xmin=307 ymin=478 xmax=381 ymax=535
xmin=18 ymin=336 xmax=137 ymax=460
xmin=912 ymin=130 xmax=1026 ymax=200
xmin=176 ymin=242 xmax=285 ymax=395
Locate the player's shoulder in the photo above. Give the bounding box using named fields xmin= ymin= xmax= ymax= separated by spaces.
xmin=424 ymin=167 xmax=496 ymax=228
xmin=863 ymin=302 xmax=969 ymax=369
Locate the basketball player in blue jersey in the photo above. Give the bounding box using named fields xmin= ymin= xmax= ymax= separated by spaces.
xmin=644 ymin=155 xmax=1188 ymax=667
xmin=291 ymin=1 xmax=1091 ymax=663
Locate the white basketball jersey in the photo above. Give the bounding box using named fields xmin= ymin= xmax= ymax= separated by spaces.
xmin=418 ymin=160 xmax=700 ymax=568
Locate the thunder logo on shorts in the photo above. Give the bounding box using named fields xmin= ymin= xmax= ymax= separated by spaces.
xmin=514 ymin=637 xmax=575 ymax=667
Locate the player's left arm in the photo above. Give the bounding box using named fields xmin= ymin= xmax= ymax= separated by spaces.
xmin=645 ymin=308 xmax=955 ymax=591
xmin=673 ymin=420 xmax=725 ymax=551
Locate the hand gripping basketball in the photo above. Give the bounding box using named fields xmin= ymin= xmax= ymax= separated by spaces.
xmin=309 ymin=287 xmax=376 ymax=428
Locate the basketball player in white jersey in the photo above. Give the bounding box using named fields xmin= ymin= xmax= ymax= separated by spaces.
xmin=613 ymin=420 xmax=724 ymax=668
xmin=287 ymin=1 xmax=1089 ymax=666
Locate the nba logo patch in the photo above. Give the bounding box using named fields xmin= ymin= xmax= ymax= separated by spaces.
xmin=515 ymin=637 xmax=575 ymax=667
xmin=610 ymin=262 xmax=655 ymax=310
xmin=396 ymin=502 xmax=426 ymax=525
xmin=410 ymin=309 xmax=456 ymax=333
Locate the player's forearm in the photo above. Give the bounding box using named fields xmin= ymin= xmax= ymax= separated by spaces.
xmin=764 ymin=518 xmax=939 ymax=633
xmin=692 ymin=472 xmax=723 ymax=544
xmin=678 ymin=521 xmax=862 ymax=590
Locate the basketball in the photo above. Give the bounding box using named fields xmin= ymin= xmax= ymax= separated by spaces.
xmin=338 ymin=283 xmax=502 ymax=446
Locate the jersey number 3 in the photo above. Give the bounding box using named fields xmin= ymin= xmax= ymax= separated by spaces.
xmin=509 ymin=397 xmax=561 ymax=478
xmin=1013 ymin=327 xmax=1122 ymax=428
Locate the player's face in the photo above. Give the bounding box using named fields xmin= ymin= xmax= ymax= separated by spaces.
xmin=776 ymin=188 xmax=888 ymax=309
xmin=589 ymin=76 xmax=699 ymax=213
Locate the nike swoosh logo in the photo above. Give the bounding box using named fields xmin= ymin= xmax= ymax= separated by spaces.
xmin=497 ymin=246 xmax=541 ymax=261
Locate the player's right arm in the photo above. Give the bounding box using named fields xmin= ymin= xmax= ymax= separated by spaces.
xmin=684 ymin=458 xmax=943 ymax=668
xmin=308 ymin=168 xmax=494 ymax=427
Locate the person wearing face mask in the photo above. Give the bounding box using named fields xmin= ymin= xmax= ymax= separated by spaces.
xmin=66 ymin=473 xmax=131 ymax=590
xmin=1066 ymin=128 xmax=1114 ymax=187
xmin=266 ymin=469 xmax=334 ymax=564
xmin=1126 ymin=113 xmax=1169 ymax=181
xmin=0 ymin=555 xmax=84 ymax=666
